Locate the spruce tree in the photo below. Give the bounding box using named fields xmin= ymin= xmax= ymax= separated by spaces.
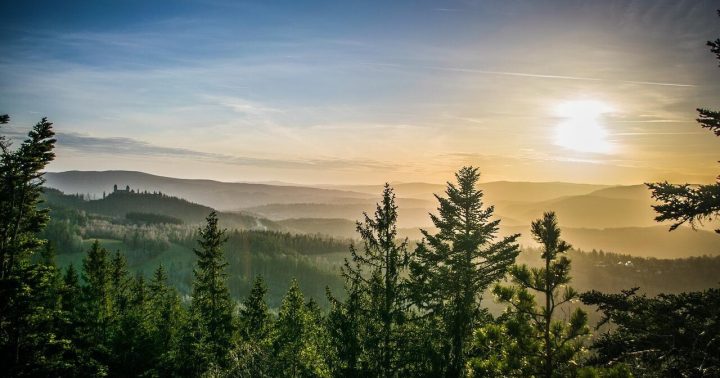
xmin=181 ymin=211 xmax=235 ymax=374
xmin=0 ymin=116 xmax=58 ymax=375
xmin=227 ymin=275 xmax=274 ymax=377
xmin=647 ymin=11 xmax=720 ymax=233
xmin=111 ymin=274 xmax=155 ymax=376
xmin=326 ymin=282 xmax=366 ymax=377
xmin=272 ymin=279 xmax=330 ymax=378
xmin=494 ymin=212 xmax=589 ymax=377
xmin=80 ymin=240 xmax=113 ymax=371
xmin=339 ymin=184 xmax=410 ymax=377
xmin=109 ymin=251 xmax=131 ymax=317
xmin=147 ymin=264 xmax=183 ymax=376
xmin=239 ymin=275 xmax=273 ymax=342
xmin=409 ymin=166 xmax=520 ymax=377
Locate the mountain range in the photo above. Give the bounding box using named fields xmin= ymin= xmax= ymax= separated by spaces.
xmin=44 ymin=170 xmax=720 ymax=258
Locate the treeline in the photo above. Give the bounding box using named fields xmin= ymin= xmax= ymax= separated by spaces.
xmin=42 ymin=186 xmax=280 ymax=230
xmin=126 ymin=211 xmax=183 ymax=225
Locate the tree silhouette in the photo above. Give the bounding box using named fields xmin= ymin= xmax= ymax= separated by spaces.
xmin=409 ymin=166 xmax=520 ymax=377
xmin=647 ymin=11 xmax=720 ymax=233
xmin=339 ymin=184 xmax=411 ymax=376
xmin=493 ymin=212 xmax=589 ymax=377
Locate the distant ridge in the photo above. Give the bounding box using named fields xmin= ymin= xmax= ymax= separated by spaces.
xmin=45 ymin=170 xmax=374 ymax=210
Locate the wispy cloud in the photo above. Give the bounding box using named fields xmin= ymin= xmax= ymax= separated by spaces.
xmin=54 ymin=132 xmax=399 ymax=171
xmin=360 ymin=62 xmax=697 ymax=87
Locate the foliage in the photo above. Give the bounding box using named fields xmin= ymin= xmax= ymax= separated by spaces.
xmin=126 ymin=211 xmax=183 ymax=225
xmin=0 ymin=116 xmax=64 ymax=376
xmin=647 ymin=11 xmax=720 ymax=233
xmin=336 ymin=184 xmax=412 ymax=376
xmin=490 ymin=212 xmax=589 ymax=377
xmin=271 ymin=279 xmax=331 ymax=377
xmin=581 ymin=287 xmax=720 ymax=377
xmin=178 ymin=211 xmax=236 ymax=374
xmin=409 ymin=166 xmax=520 ymax=377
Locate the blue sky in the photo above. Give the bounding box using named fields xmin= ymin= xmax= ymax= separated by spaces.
xmin=2 ymin=0 xmax=720 ymax=184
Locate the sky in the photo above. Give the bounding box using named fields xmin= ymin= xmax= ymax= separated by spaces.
xmin=1 ymin=0 xmax=720 ymax=185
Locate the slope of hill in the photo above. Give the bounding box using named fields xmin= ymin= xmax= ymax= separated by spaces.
xmin=277 ymin=218 xmax=359 ymax=238
xmin=322 ymin=181 xmax=609 ymax=202
xmin=45 ymin=170 xmax=373 ymax=210
xmin=505 ymin=225 xmax=720 ymax=259
xmin=42 ymin=187 xmax=280 ymax=231
xmin=245 ymin=203 xmax=436 ymax=228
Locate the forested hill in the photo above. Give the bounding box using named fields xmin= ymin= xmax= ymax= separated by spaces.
xmin=41 ymin=187 xmax=280 ymax=230
xmin=45 ymin=170 xmax=373 ymax=209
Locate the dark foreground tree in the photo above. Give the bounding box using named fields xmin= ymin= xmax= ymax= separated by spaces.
xmin=272 ymin=279 xmax=330 ymax=378
xmin=338 ymin=184 xmax=411 ymax=377
xmin=491 ymin=212 xmax=589 ymax=377
xmin=647 ymin=11 xmax=720 ymax=233
xmin=409 ymin=166 xmax=520 ymax=377
xmin=581 ymin=287 xmax=720 ymax=377
xmin=229 ymin=275 xmax=274 ymax=377
xmin=177 ymin=211 xmax=235 ymax=375
xmin=0 ymin=116 xmax=65 ymax=375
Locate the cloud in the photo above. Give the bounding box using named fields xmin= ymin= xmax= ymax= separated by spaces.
xmin=360 ymin=62 xmax=697 ymax=87
xmin=54 ymin=131 xmax=399 ymax=171
xmin=208 ymin=96 xmax=282 ymax=117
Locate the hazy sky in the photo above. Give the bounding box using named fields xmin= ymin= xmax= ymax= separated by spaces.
xmin=2 ymin=0 xmax=720 ymax=184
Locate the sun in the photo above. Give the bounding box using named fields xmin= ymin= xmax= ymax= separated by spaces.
xmin=554 ymin=100 xmax=614 ymax=154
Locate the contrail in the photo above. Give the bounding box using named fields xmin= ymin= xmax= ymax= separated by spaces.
xmin=620 ymin=80 xmax=694 ymax=88
xmin=361 ymin=62 xmax=696 ymax=87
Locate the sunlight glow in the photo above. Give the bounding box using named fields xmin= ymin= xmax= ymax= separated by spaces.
xmin=554 ymin=100 xmax=614 ymax=154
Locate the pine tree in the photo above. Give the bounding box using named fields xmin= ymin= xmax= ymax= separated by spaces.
xmin=58 ymin=263 xmax=105 ymax=375
xmin=0 ymin=116 xmax=58 ymax=375
xmin=409 ymin=166 xmax=520 ymax=377
xmin=339 ymin=183 xmax=411 ymax=377
xmin=0 ymin=116 xmax=56 ymax=278
xmin=179 ymin=211 xmax=235 ymax=374
xmin=80 ymin=240 xmax=113 ymax=372
xmin=147 ymin=264 xmax=183 ymax=376
xmin=326 ymin=282 xmax=366 ymax=377
xmin=272 ymin=279 xmax=330 ymax=378
xmin=647 ymin=11 xmax=720 ymax=233
xmin=240 ymin=275 xmax=273 ymax=342
xmin=109 ymin=251 xmax=131 ymax=317
xmin=224 ymin=275 xmax=274 ymax=377
xmin=581 ymin=287 xmax=719 ymax=376
xmin=110 ymin=274 xmax=155 ymax=376
xmin=494 ymin=212 xmax=589 ymax=377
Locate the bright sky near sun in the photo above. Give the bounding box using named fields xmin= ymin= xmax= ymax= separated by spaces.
xmin=1 ymin=0 xmax=720 ymax=184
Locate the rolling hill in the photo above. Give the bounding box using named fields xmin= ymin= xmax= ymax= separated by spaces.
xmin=45 ymin=170 xmax=373 ymax=210
xmin=42 ymin=187 xmax=280 ymax=230
xmin=43 ymin=170 xmax=720 ymax=258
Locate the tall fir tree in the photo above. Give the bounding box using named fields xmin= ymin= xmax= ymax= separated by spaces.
xmin=326 ymin=282 xmax=366 ymax=377
xmin=239 ymin=275 xmax=273 ymax=342
xmin=493 ymin=212 xmax=589 ymax=377
xmin=110 ymin=274 xmax=155 ymax=376
xmin=339 ymin=183 xmax=411 ymax=377
xmin=409 ymin=166 xmax=520 ymax=377
xmin=80 ymin=239 xmax=113 ymax=372
xmin=0 ymin=116 xmax=59 ymax=375
xmin=228 ymin=275 xmax=274 ymax=377
xmin=272 ymin=279 xmax=331 ymax=378
xmin=147 ymin=264 xmax=183 ymax=375
xmin=179 ymin=211 xmax=235 ymax=375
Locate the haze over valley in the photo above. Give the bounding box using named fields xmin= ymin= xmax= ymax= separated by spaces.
xmin=45 ymin=170 xmax=720 ymax=259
